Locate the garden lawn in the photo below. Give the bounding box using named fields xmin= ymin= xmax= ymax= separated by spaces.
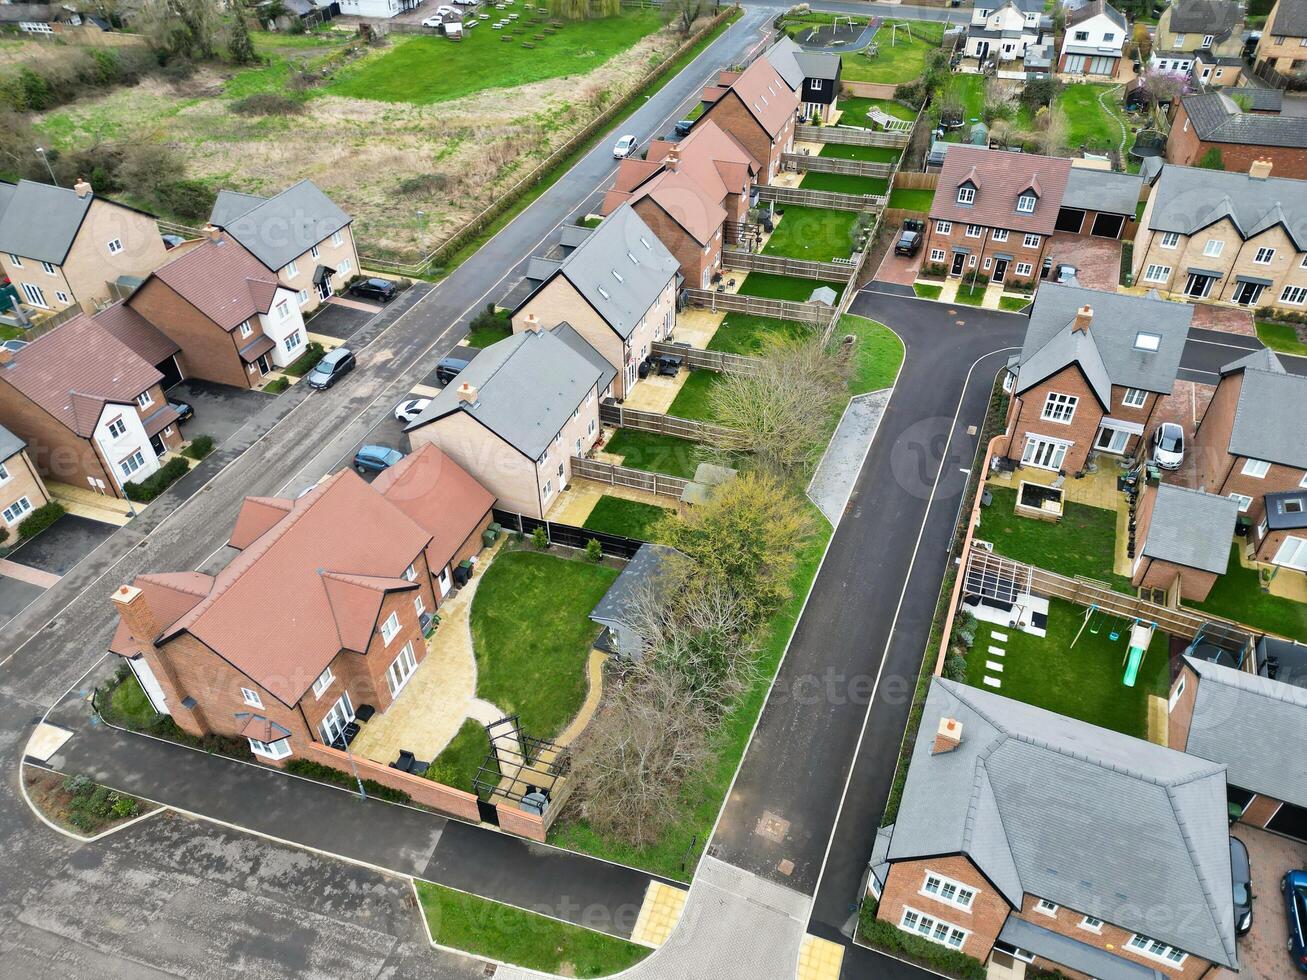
xmin=763 ymin=206 xmax=857 ymax=263
xmin=1060 ymin=83 xmax=1127 ymax=154
xmin=981 ymin=485 xmax=1132 ymax=592
xmin=1256 ymin=320 xmax=1307 ymax=357
xmin=581 ymin=496 xmax=673 ymax=541
xmin=737 ymin=272 xmax=844 ymax=302
xmin=470 ymin=551 xmax=617 ymax=738
xmin=706 ymin=313 xmax=812 ymax=355
xmin=888 ymin=187 xmax=934 ymax=211
xmin=818 ymin=143 xmax=900 ymax=164
xmin=328 ymin=10 xmax=663 ymax=104
xmin=838 ymin=95 xmax=917 ymax=125
xmin=941 ymin=73 xmax=986 ymax=140
xmin=415 ymin=881 xmax=649 ymax=977
xmin=840 ymin=21 xmax=944 ymax=84
xmin=465 ymin=313 xmax=512 ymax=349
xmin=109 ymin=672 xmax=157 ymax=727
xmin=962 ymin=598 xmax=1170 ymax=739
xmin=913 ymin=283 xmax=942 ymax=300
xmin=1188 ymin=544 xmax=1307 ymax=642
xmin=999 ymin=296 xmax=1031 ymax=312
xmin=604 ymin=429 xmax=700 ymax=479
xmin=800 ymin=172 xmax=889 ymax=196
xmin=952 ymin=283 xmax=986 ymax=306
xmin=840 ymin=315 xmax=904 ymax=394
xmin=666 ymin=369 xmax=724 ymax=422
xmin=426 ymin=719 xmax=495 ymax=793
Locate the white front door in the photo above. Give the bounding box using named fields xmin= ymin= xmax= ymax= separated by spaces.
xmin=1021 ymin=435 xmax=1069 ymax=471
xmin=386 ymin=642 xmax=418 ymax=698
xmin=129 ymin=657 xmax=170 ymax=716
xmin=437 ymin=565 xmax=452 ymax=597
xmin=1274 ymin=536 xmax=1307 ymax=571
xmin=318 ymin=691 xmax=355 ymax=745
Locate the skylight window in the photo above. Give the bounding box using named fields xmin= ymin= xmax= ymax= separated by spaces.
xmin=1134 ymin=331 xmax=1161 ymax=351
xmin=612 ymin=270 xmax=624 ymax=283
xmin=627 ymin=251 xmax=638 ymax=264
xmin=597 ymin=285 xmax=610 ymax=299
xmin=639 ymin=237 xmax=651 ymax=250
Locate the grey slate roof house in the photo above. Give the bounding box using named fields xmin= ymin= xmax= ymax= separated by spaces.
xmin=875 ymin=678 xmax=1238 ymax=977
xmin=767 ymin=38 xmax=842 ymax=120
xmin=1132 ymin=483 xmax=1237 ymax=600
xmin=1177 ymin=93 xmax=1307 ymax=150
xmin=589 ymin=543 xmax=683 ymax=659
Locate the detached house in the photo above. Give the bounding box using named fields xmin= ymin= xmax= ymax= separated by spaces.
xmin=0 ymin=178 xmax=168 ymax=315
xmin=405 ymin=323 xmax=614 ymax=519
xmin=1254 ymin=0 xmax=1307 ymax=75
xmin=697 ymin=56 xmax=799 ymax=185
xmin=512 ymin=205 xmax=679 ymax=400
xmin=1151 ymin=0 xmax=1244 ymax=78
xmin=0 ymin=424 xmax=51 ymax=535
xmin=1003 ymin=285 xmax=1192 ymax=474
xmin=766 ymin=36 xmax=842 ymax=123
xmin=962 ymin=0 xmax=1049 ymax=74
xmin=924 ymin=146 xmax=1071 ymax=284
xmin=208 ymin=179 xmax=358 ymax=315
xmin=1168 ymin=93 xmax=1307 ymax=179
xmin=125 ymin=232 xmax=309 ymax=389
xmin=1059 ymin=0 xmax=1127 ymax=79
xmin=870 ymin=679 xmax=1238 ymax=978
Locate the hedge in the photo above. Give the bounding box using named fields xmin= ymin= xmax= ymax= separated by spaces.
xmin=857 ymin=899 xmax=986 ymax=980
xmin=284 ymin=758 xmax=412 ymax=804
xmin=263 ymin=376 xmax=290 ymax=394
xmin=125 ymin=456 xmax=190 ymax=503
xmin=182 ymin=435 xmax=214 ymax=460
xmin=283 ymin=341 xmax=325 ymax=378
xmin=17 ymin=501 xmax=65 ymax=539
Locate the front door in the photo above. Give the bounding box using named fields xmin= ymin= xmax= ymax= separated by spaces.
xmin=437 ymin=564 xmax=452 ymax=597
xmin=1185 ymin=273 xmax=1213 ymax=298
xmin=950 ymin=252 xmax=967 ymax=276
xmin=1274 ymin=536 xmax=1307 ymax=571
xmin=1233 ymin=281 xmax=1264 ymax=305
xmin=257 ymin=353 xmax=271 ymax=375
xmin=1094 ymin=425 xmax=1130 ymax=454
xmin=150 ymin=433 xmax=166 ymax=456
xmin=318 ymin=691 xmax=355 ymax=746
xmin=317 ymin=277 xmax=332 ymax=300
xmin=991 ymin=258 xmax=1008 ymax=284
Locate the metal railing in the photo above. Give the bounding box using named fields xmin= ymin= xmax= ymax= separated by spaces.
xmin=568 ymin=457 xmax=689 ymax=499
xmin=756 ymin=183 xmax=885 ymax=213
xmin=682 ymin=287 xmax=830 ymax=325
xmin=721 ymin=249 xmax=856 ymax=282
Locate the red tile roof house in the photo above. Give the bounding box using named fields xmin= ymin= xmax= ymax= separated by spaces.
xmin=0 ymin=311 xmax=183 ymax=497
xmin=107 ymin=446 xmax=495 ymax=816
xmin=124 ymin=232 xmax=312 ymax=390
xmin=696 ymin=55 xmax=800 ymax=185
xmin=924 ymin=146 xmax=1071 ymax=286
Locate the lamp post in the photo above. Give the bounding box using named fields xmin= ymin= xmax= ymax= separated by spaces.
xmin=337 ymin=731 xmax=368 ymax=801
xmin=34 ymin=147 xmax=57 ymax=187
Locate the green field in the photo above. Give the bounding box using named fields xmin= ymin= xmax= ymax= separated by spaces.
xmin=581 ymin=496 xmax=673 ymax=541
xmin=666 ymin=369 xmax=724 ymax=422
xmin=840 ymin=315 xmax=904 ymax=393
xmin=328 ymin=10 xmax=663 ymax=104
xmin=604 ymin=429 xmax=700 ymax=478
xmin=838 ymin=95 xmax=917 ymax=125
xmin=763 ymin=206 xmax=857 ymax=263
xmin=818 ymin=143 xmax=900 ymax=164
xmin=841 ymin=21 xmax=944 ymax=84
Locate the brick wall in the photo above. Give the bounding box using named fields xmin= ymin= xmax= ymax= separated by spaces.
xmin=877 ymin=856 xmax=1011 ymax=962
xmin=923 ymin=219 xmax=1050 ymax=281
xmin=298 ymin=739 xmax=482 ymax=823
xmin=1167 ymin=660 xmax=1200 ymax=751
xmin=128 ymin=277 xmax=255 ymax=389
xmin=0 ymin=376 xmax=116 ymax=493
xmin=631 ymin=196 xmax=720 ymax=290
xmin=701 ymin=92 xmax=792 ymax=185
xmin=1007 ymin=365 xmax=1105 ymax=473
xmin=495 ymin=801 xmax=547 ymax=842
xmin=1131 ymin=482 xmax=1221 ymax=601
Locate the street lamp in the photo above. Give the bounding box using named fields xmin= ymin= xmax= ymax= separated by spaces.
xmin=34 ymin=147 xmax=57 ymax=187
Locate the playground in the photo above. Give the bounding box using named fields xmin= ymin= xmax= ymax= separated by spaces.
xmin=963 ymin=597 xmax=1171 ymax=741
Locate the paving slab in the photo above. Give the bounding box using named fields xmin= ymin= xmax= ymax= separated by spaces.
xmin=807 ymin=390 xmax=891 ymax=523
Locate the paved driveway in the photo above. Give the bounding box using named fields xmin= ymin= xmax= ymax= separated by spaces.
xmin=1047 ymin=233 xmax=1122 ymax=291
xmin=6 ymin=515 xmax=117 ymax=577
xmin=0 ymin=576 xmax=44 ymax=629
xmin=306 ymin=302 xmax=376 ymax=342
xmin=168 ymin=379 xmax=274 ymax=449
xmin=1221 ymin=825 xmax=1307 ymax=977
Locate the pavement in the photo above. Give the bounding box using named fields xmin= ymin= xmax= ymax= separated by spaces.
xmin=807 ymin=389 xmax=891 ymax=524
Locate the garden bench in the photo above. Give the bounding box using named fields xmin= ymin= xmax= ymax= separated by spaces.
xmin=522 ymin=41 xmax=535 ymax=47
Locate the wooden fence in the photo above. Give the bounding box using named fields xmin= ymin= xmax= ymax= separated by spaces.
xmin=682 ymin=287 xmax=831 ymax=324
xmin=599 ymin=401 xmax=747 ymax=448
xmin=721 ymin=249 xmax=856 ymax=282
xmin=570 ymin=457 xmax=689 ymax=498
xmin=756 ymin=183 xmax=885 ymax=213
xmin=796 ymin=124 xmax=909 ymax=148
xmin=651 ymin=341 xmax=764 ymax=374
xmin=784 ymin=153 xmax=893 ymax=179
xmin=840 ymin=80 xmax=900 ymax=99
xmin=892 ymin=172 xmax=939 ymax=191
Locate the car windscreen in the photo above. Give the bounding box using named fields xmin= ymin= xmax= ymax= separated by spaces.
xmin=1233 ymin=881 xmax=1250 ymax=905
xmin=1157 ymin=432 xmax=1182 ymax=452
xmin=1294 ymin=885 xmax=1307 ymax=927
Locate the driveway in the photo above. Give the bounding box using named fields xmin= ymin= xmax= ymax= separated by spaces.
xmin=168 ymin=379 xmax=274 ymax=450
xmin=0 ymin=576 xmax=44 ymax=629
xmin=1047 ymin=233 xmax=1122 ymax=291
xmin=872 ymin=245 xmax=922 ymax=288
xmin=1221 ymin=825 xmax=1307 ymax=977
xmin=6 ymin=514 xmax=118 ymax=577
xmin=305 ymin=302 xmax=377 ymax=342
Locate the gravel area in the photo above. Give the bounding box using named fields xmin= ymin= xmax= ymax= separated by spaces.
xmin=808 ymin=390 xmax=891 ymax=524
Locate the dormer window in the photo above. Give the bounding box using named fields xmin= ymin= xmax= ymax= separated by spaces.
xmin=1016 ymin=193 xmax=1036 ymax=213
xmin=957 ymin=185 xmax=976 ymax=205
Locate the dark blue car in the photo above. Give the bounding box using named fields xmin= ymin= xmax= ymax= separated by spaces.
xmin=1284 ymin=869 xmax=1307 ymax=973
xmin=353 ymin=445 xmax=404 ymax=474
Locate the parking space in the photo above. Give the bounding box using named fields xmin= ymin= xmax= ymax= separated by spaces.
xmin=168 ymin=378 xmax=274 ymax=449
xmin=0 ymin=575 xmax=46 ymax=628
xmin=1046 ymin=233 xmax=1122 ymax=291
xmin=305 ymin=302 xmax=377 ymax=343
xmin=5 ymin=514 xmax=118 ymax=576
xmin=1221 ymin=825 xmax=1307 ymax=978
xmin=416 ymin=343 xmax=480 ymax=392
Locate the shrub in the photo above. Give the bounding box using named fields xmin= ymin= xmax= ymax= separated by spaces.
xmin=860 ymin=915 xmax=987 ymax=980
xmin=155 ymin=179 xmax=216 ymax=222
xmin=264 ymin=376 xmax=289 ymax=394
xmin=284 ymin=758 xmax=411 ymax=803
xmin=531 ymin=526 xmax=549 ymax=550
xmin=284 ymin=341 xmax=325 ymax=377
xmin=1197 ymin=147 xmax=1223 ymax=170
xmin=62 ymin=774 xmax=94 ymax=797
xmin=232 ymin=92 xmax=304 ymax=116
xmin=1020 ymin=76 xmax=1061 ymax=114
xmin=0 ymin=524 xmax=7 ymax=546
xmin=397 ymin=173 xmax=448 ymax=196
xmin=18 ymin=502 xmax=65 ymax=539
xmin=125 ymin=455 xmax=190 ymax=503
xmin=585 ymin=538 xmax=603 ymax=562
xmin=182 ymin=435 xmax=214 ymax=460
xmin=943 ymin=655 xmax=968 ymax=682
xmin=111 ymin=795 xmax=139 ymax=819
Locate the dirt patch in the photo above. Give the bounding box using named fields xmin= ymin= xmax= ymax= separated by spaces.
xmin=24 ymin=768 xmax=155 ymax=837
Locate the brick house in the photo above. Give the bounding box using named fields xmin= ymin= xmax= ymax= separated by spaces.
xmin=924 ymin=146 xmax=1070 ymax=286
xmin=871 ymin=679 xmax=1239 ymax=978
xmin=512 ymin=204 xmax=679 ymax=400
xmin=1151 ymin=0 xmax=1244 ymax=77
xmin=108 ymin=458 xmax=494 ymax=763
xmin=1131 ymin=482 xmax=1238 ymax=602
xmin=1134 ymin=160 xmax=1307 ymax=312
xmin=405 ymin=323 xmax=614 ymax=519
xmin=1254 ymin=0 xmax=1307 ymax=75
xmin=1001 ymin=284 xmax=1192 ymax=474
xmin=208 ymin=179 xmax=359 ymax=315
xmin=125 ymin=232 xmax=310 ymax=389
xmin=0 ymin=424 xmax=51 ymax=535
xmin=0 ymin=313 xmax=182 ymax=497
xmin=697 ymin=55 xmax=799 ymax=185
xmin=1167 ymin=93 xmax=1307 ymax=177
xmin=0 ymin=177 xmax=168 ymax=315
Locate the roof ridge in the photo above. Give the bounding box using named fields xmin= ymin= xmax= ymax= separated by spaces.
xmin=136 ymin=571 xmax=214 ymax=598
xmin=1163 ymin=782 xmax=1239 ymax=965
xmin=1189 ymin=655 xmax=1307 ymax=705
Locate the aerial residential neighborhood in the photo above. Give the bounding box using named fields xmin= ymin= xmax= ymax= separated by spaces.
xmin=7 ymin=1 xmax=1307 ymax=979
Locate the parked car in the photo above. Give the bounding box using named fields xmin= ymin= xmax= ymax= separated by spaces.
xmin=435 ymin=354 xmax=473 ymax=386
xmin=1 ymin=339 xmax=27 ymax=353
xmin=613 ymin=134 xmax=639 ymax=159
xmin=1231 ymin=836 xmax=1253 ymax=936
xmin=307 ymin=347 xmax=356 ymax=390
xmin=169 ymin=400 xmax=194 ymax=424
xmin=894 ymin=219 xmax=924 ymax=257
xmin=673 ymin=119 xmax=695 ymax=138
xmin=354 ymin=445 xmax=405 ymax=474
xmin=422 ymin=14 xmax=445 ymax=25
xmin=1283 ymin=869 xmax=1307 ymax=972
xmin=1052 ymin=263 xmax=1078 ymax=284
xmin=161 ymin=233 xmax=186 ymax=250
xmin=349 ymin=278 xmax=397 ymax=302
xmin=393 ymin=397 xmax=431 ymax=423
xmin=1151 ymin=422 xmax=1185 ymax=471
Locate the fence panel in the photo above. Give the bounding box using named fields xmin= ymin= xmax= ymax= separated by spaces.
xmin=721 ymin=249 xmax=856 ymax=282
xmin=892 ymin=172 xmax=938 ymax=191
xmin=682 ymin=287 xmax=830 ymax=324
xmin=796 ymin=124 xmax=909 ymax=147
xmin=564 ymin=459 xmax=690 ymax=499
xmin=492 ymin=508 xmax=647 ymax=558
xmin=599 ymin=401 xmax=747 ymax=448
xmin=756 ymin=183 xmax=885 ymax=213
xmin=784 ymin=154 xmax=894 ymax=178
xmin=651 ymin=341 xmax=763 ymax=374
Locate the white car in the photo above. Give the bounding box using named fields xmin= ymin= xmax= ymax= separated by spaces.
xmin=436 ymin=4 xmax=459 ymax=16
xmin=1150 ymin=422 xmax=1185 ymax=470
xmin=422 ymin=14 xmax=445 ymax=26
xmin=452 ymin=0 xmax=478 ymax=5
xmin=393 ymin=397 xmax=432 ymax=423
xmin=613 ymin=134 xmax=639 ymax=159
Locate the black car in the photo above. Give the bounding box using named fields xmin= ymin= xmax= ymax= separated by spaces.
xmin=306 ymin=347 xmax=356 ymax=389
xmin=894 ymin=218 xmax=924 ymax=257
xmin=436 ymin=355 xmax=473 ymax=386
xmin=169 ymin=400 xmax=194 ymax=424
xmin=673 ymin=119 xmax=695 ymax=138
xmin=349 ymin=278 xmax=397 ymax=302
xmin=1230 ymin=835 xmax=1253 ymax=935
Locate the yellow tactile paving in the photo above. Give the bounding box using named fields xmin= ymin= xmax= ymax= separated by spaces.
xmin=796 ymin=934 xmax=845 ymax=980
xmin=630 ymin=880 xmax=688 ymax=948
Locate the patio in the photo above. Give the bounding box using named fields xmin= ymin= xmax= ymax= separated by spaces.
xmin=546 ymin=476 xmax=673 ymax=528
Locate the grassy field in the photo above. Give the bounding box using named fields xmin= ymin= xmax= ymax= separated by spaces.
xmin=581 ymin=496 xmax=673 ymax=541
xmin=1060 ymin=83 xmax=1127 ymax=153
xmin=426 ymin=719 xmax=495 ymax=793
xmin=840 ymin=315 xmax=904 ymax=394
xmin=470 ymin=551 xmax=616 ymax=738
xmin=415 ymin=881 xmax=649 ymax=977
xmin=887 ymin=187 xmax=934 ymax=211
xmin=763 ymin=206 xmax=857 ymax=262
xmin=841 ymin=21 xmax=944 ymax=84
xmin=604 ymin=429 xmax=700 ymax=478
xmin=706 ymin=313 xmax=812 ymax=354
xmin=666 ymin=368 xmax=724 ymax=421
xmin=962 ymin=598 xmax=1171 ymax=740
xmin=799 ymin=171 xmax=889 ymax=195
xmin=818 ymin=143 xmax=900 ymax=164
xmin=838 ymin=95 xmax=917 ymax=125
xmin=737 ymin=272 xmax=843 ymax=302
xmin=1189 ymin=544 xmax=1307 ymax=642
xmin=329 ymin=10 xmax=663 ymax=104
xmin=1256 ymin=320 xmax=1307 ymax=356
xmin=913 ymin=283 xmax=942 ymax=300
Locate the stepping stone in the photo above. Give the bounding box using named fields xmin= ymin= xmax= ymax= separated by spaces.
xmin=991 ymin=631 xmax=1009 ymax=641
xmin=983 ymin=676 xmax=1002 ymax=688
xmin=988 ymin=645 xmax=1005 ymax=655
xmin=986 ymin=661 xmax=1004 ymax=672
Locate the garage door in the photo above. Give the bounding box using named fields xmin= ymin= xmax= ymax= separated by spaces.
xmin=1055 ymin=208 xmax=1085 ymax=234
xmin=1268 ymin=801 xmax=1307 ymax=842
xmin=1091 ymin=213 xmax=1125 ymax=239
xmin=157 ymin=355 xmax=183 ymax=391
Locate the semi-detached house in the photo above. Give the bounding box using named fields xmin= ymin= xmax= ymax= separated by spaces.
xmin=1058 ymin=0 xmax=1127 ymax=79
xmin=697 ymin=55 xmax=799 ymax=186
xmin=0 ymin=424 xmax=51 ymax=535
xmin=1151 ymin=0 xmax=1245 ymax=78
xmin=1254 ymin=0 xmax=1307 ymax=75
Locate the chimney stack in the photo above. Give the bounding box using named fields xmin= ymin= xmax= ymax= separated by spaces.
xmin=523 ymin=312 xmax=541 ymax=333
xmin=0 ymin=350 xmax=12 ymax=367
xmin=204 ymin=224 xmax=222 ymax=242
xmin=665 ymin=150 xmax=680 ymax=173
xmin=1249 ymin=158 xmax=1273 ymax=180
xmin=73 ymin=176 xmax=92 ymax=199
xmin=1072 ymin=304 xmax=1093 ymax=334
xmin=456 ymin=381 xmax=478 ymax=405
xmin=112 ymin=584 xmax=160 ymax=647
xmin=932 ymin=717 xmax=963 ymax=755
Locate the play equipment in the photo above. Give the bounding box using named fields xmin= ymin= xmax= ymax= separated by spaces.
xmin=1070 ymin=603 xmax=1102 ymax=646
xmin=1122 ymin=621 xmax=1156 ymax=687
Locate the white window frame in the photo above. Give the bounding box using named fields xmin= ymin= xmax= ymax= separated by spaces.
xmin=310 ymin=244 xmax=319 ymax=259
xmin=403 ymin=563 xmax=417 ymax=582
xmin=930 ymin=248 xmax=946 ymax=262
xmin=297 ymin=288 xmax=310 ymax=307
xmin=957 ymin=186 xmax=976 ymax=205
xmin=248 ymin=737 xmax=291 ymax=760
xmin=1242 ymin=458 xmax=1271 ymax=478
xmin=1041 ymin=392 xmax=1078 ymax=424
xmin=966 ymin=224 xmax=983 ymax=238
xmin=1022 ymin=435 xmax=1070 ymax=471
xmin=2 ymin=495 xmax=32 ymax=524
xmin=286 ymin=259 xmax=298 ymax=278
xmin=1078 ymin=915 xmax=1104 ymax=933
xmin=1169 ymin=676 xmax=1186 ymax=711
xmin=40 ymin=260 xmax=55 ymax=275
xmin=1023 ymin=233 xmax=1041 ymax=248
xmin=107 ymin=238 xmax=123 ymax=255
xmin=21 ymin=282 xmax=47 ymax=308
xmin=1143 ymin=264 xmax=1170 ymax=284
xmin=1015 ymin=262 xmax=1032 ymax=276
xmin=136 ymin=390 xmax=153 ymax=410
xmin=899 ymin=906 xmax=968 ymax=951
xmin=386 ymin=641 xmax=418 ymax=697
xmin=414 ymin=593 xmax=426 ymax=618
xmin=312 ymin=667 xmax=334 ymax=699
xmin=239 ymin=320 xmax=253 ymax=338
xmin=936 ymin=220 xmax=952 ymax=235
xmin=1255 ymin=246 xmax=1276 ymax=265
xmin=992 ymin=229 xmax=1009 ymax=242
xmin=380 ymin=611 xmax=401 ymax=645
xmin=119 ymin=450 xmax=145 ymax=479
xmin=1134 ymin=331 xmax=1162 ymax=351
xmin=283 ymin=330 xmax=302 ymax=353
xmin=1202 ymin=34 xmax=1214 ymax=47
xmin=1122 ymin=388 xmax=1148 ymax=408
xmin=55 ymin=290 xmax=69 ymax=305
xmin=332 ymin=230 xmax=344 ymax=247
xmin=1282 ymin=285 xmax=1307 ymax=306
xmin=241 ymin=687 xmax=263 ymax=708
xmin=1016 ymin=194 xmax=1036 ymax=214
xmin=1126 ymin=934 xmax=1187 ymax=967
xmin=1160 ymin=232 xmax=1180 ymax=249
xmin=107 ymin=417 xmax=127 ymax=439
xmin=0 ymin=461 xmax=8 ymax=485
xmin=1035 ymin=899 xmax=1059 ymax=916
xmin=921 ymin=870 xmax=977 ymax=911
xmin=1203 ymin=239 xmax=1224 ymax=258
xmin=276 ymin=299 xmax=290 ymax=320
xmin=7 ymin=253 xmax=21 ymax=267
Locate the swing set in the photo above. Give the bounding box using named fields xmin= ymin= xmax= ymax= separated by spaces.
xmin=1070 ymin=604 xmax=1158 ymax=687
xmin=1070 ymin=603 xmax=1129 ymax=645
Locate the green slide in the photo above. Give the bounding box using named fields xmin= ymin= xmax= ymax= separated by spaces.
xmin=1122 ymin=646 xmax=1145 ymax=687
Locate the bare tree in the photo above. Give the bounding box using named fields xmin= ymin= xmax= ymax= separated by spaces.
xmin=1033 ymin=105 xmax=1068 ymax=156
xmin=667 ymin=0 xmax=706 ymax=36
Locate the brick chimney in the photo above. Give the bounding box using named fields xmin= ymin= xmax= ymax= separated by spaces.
xmin=523 ymin=312 xmax=541 ymax=333
xmin=112 ymin=584 xmax=159 ymax=647
xmin=456 ymin=381 xmax=478 ymax=405
xmin=932 ymin=717 xmax=963 ymax=755
xmin=73 ymin=176 xmax=92 ymax=199
xmin=1072 ymin=304 xmax=1093 ymax=334
xmin=1249 ymin=158 xmax=1273 ymax=180
xmin=0 ymin=350 xmax=12 ymax=367
xmin=665 ymin=149 xmax=681 ymax=173
xmin=203 ymin=224 xmax=222 ymax=242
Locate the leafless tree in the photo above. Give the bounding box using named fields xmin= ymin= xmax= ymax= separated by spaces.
xmin=1033 ymin=105 xmax=1068 ymax=156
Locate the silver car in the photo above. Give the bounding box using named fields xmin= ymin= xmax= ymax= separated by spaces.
xmin=612 ymin=134 xmax=638 ymax=159
xmin=1151 ymin=422 xmax=1185 ymax=470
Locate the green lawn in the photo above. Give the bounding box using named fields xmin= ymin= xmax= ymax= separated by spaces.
xmin=799 ymin=172 xmax=889 ymax=196
xmin=840 ymin=21 xmax=944 ymax=84
xmin=838 ymin=95 xmax=917 ymax=125
xmin=1060 ymin=83 xmax=1127 ymax=154
xmin=962 ymin=598 xmax=1171 ymax=740
xmin=415 ymin=881 xmax=649 ymax=977
xmin=465 ymin=312 xmax=513 ymax=349
xmin=109 ymin=672 xmax=158 ymax=727
xmin=952 ymin=283 xmax=986 ymax=306
xmin=888 ymin=187 xmax=934 ymax=211
xmin=581 ymin=496 xmax=673 ymax=541
xmin=763 ymin=206 xmax=857 ymax=263
xmin=839 ymin=315 xmax=904 ymax=394
xmin=818 ymin=143 xmax=900 ymax=164
xmin=470 ymin=551 xmax=617 ymax=738
xmin=1188 ymin=545 xmax=1307 ymax=642
xmin=426 ymin=719 xmax=495 ymax=793
xmin=328 ymin=10 xmax=663 ymax=104
xmin=706 ymin=314 xmax=813 ymax=355
xmin=981 ymin=485 xmax=1132 ymax=592
xmin=999 ymin=296 xmax=1031 ymax=313
xmin=913 ymin=283 xmax=942 ymax=300
xmin=940 ymin=73 xmax=986 ymax=141
xmin=604 ymin=429 xmax=700 ymax=479
xmin=1256 ymin=320 xmax=1307 ymax=357
xmin=737 ymin=272 xmax=843 ymax=303
xmin=666 ymin=369 xmax=724 ymax=422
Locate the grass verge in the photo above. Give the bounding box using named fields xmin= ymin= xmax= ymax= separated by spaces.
xmin=913 ymin=283 xmax=942 ymax=300
xmin=998 ymin=296 xmax=1030 ymax=313
xmin=1256 ymin=320 xmax=1307 ymax=357
xmin=839 ymin=315 xmax=904 ymax=394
